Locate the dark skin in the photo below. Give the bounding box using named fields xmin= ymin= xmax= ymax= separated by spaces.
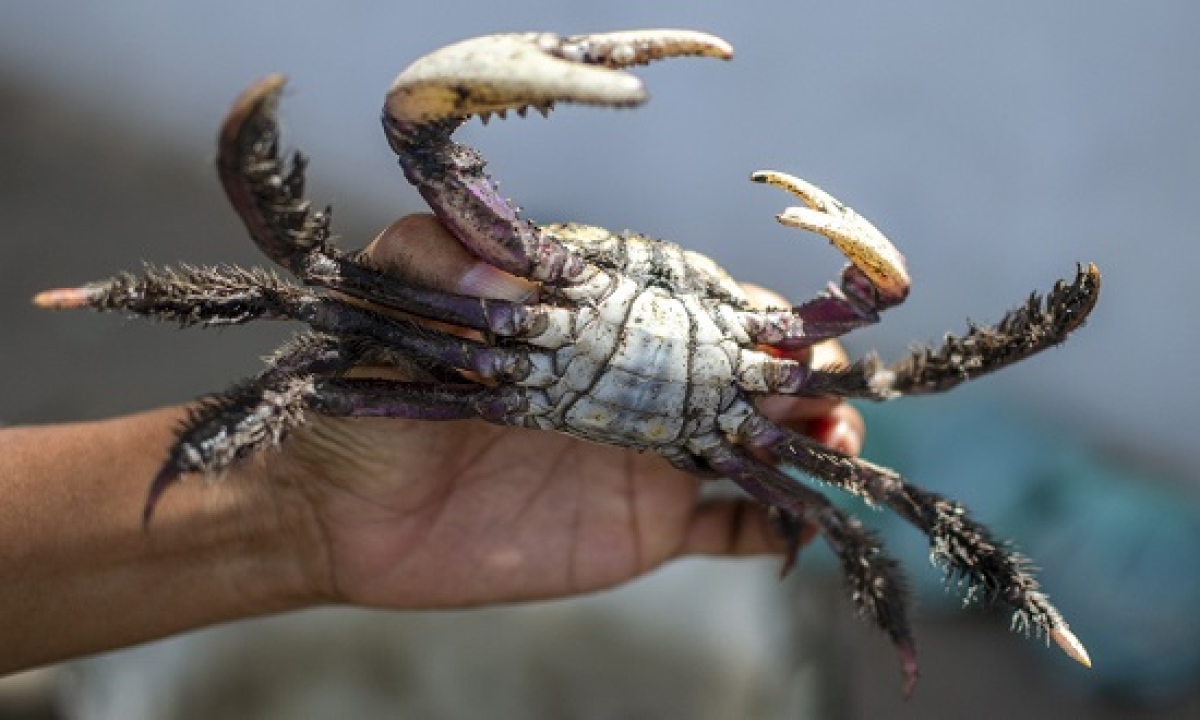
xmin=0 ymin=215 xmax=863 ymax=674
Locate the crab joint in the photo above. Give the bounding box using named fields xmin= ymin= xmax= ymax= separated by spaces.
xmin=751 ymin=170 xmax=910 ymax=301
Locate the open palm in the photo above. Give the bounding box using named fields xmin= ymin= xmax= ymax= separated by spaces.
xmin=272 ymin=215 xmax=858 ymax=611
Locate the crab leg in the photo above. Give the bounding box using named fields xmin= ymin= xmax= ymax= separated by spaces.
xmin=740 ymin=415 xmax=1091 ymax=669
xmin=147 ymin=372 xmax=527 ymax=522
xmin=212 ymin=74 xmax=560 ymax=340
xmin=382 ymin=31 xmax=732 ymax=285
xmin=865 ymin=263 xmax=1100 ymax=397
xmin=34 ymin=266 xmax=546 ymax=383
xmin=698 ymin=440 xmax=919 ymax=696
xmin=733 ymin=263 xmax=1101 ymax=399
xmin=733 ymin=294 xmax=881 ymax=350
xmin=136 ymin=328 xmax=537 ymax=521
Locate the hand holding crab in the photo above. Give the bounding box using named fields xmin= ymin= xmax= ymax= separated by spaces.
xmin=265 ymin=212 xmax=850 ymax=609
xmin=36 ymin=30 xmax=1099 ymax=693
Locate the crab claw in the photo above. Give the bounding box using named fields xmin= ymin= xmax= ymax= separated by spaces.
xmin=386 ymin=30 xmax=733 ymax=127
xmin=752 ymin=170 xmax=911 ymax=305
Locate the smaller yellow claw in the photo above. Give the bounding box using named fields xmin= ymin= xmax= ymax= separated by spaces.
xmin=752 ymin=170 xmax=910 ymax=300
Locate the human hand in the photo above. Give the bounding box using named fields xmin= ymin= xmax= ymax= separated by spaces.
xmin=273 ymin=215 xmax=865 ymax=610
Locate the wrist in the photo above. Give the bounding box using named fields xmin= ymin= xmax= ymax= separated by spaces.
xmin=147 ymin=442 xmax=332 ymax=617
xmin=0 ymin=407 xmax=330 ymax=673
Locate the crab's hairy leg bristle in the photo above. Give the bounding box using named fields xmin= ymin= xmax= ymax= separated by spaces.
xmin=756 ymin=264 xmax=1102 ymax=400
xmin=747 ymin=418 xmax=1088 ymax=667
xmin=144 ymin=372 xmax=315 ymax=524
xmin=217 ymin=75 xmax=336 ymax=276
xmin=884 ymin=263 xmax=1100 ymax=395
xmin=698 ymin=441 xmax=918 ymax=694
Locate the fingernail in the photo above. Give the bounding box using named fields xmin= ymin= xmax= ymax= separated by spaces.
xmin=802 ymin=416 xmax=861 ymax=456
xmin=457 ymin=262 xmax=538 ymax=302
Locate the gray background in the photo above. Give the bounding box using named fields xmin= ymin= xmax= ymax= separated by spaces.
xmin=2 ymin=2 xmax=1198 ymax=718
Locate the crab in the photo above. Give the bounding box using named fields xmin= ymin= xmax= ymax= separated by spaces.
xmin=35 ymin=30 xmax=1099 ymax=694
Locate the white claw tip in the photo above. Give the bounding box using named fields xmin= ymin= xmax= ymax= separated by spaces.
xmin=1051 ymin=626 xmax=1092 ymax=668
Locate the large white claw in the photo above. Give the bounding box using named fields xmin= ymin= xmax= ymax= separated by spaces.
xmin=752 ymin=170 xmax=911 ymax=300
xmin=386 ymin=30 xmax=732 ymax=126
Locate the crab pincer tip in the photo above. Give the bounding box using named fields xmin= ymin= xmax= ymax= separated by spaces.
xmin=32 ymin=286 xmax=102 ymax=309
xmin=1051 ymin=625 xmax=1092 ymax=669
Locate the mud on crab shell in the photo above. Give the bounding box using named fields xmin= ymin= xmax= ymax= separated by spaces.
xmin=35 ymin=29 xmax=1099 ymax=694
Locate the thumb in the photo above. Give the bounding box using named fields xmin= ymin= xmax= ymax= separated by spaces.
xmin=365 ymin=214 xmax=536 ymax=301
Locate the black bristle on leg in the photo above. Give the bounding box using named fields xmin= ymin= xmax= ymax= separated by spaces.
xmin=144 ymin=372 xmax=314 ymax=524
xmin=218 ymin=76 xmax=333 ymax=273
xmin=901 ymin=485 xmax=1071 ymax=645
xmin=757 ymin=421 xmax=1089 ymax=667
xmin=143 ymin=333 xmax=392 ymax=524
xmin=50 ymin=264 xmax=306 ymax=327
xmin=815 ymin=506 xmax=918 ymax=697
xmin=771 ymin=263 xmax=1101 ymax=401
xmin=885 ymin=263 xmax=1100 ymax=396
xmin=699 ymin=443 xmax=918 ymax=694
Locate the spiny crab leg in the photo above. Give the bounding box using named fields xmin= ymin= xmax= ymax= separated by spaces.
xmin=752 ymin=170 xmax=911 ymax=308
xmin=383 ymin=31 xmax=732 ymax=284
xmin=741 ymin=415 xmax=1092 ymax=669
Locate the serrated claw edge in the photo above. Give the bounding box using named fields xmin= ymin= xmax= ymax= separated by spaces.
xmin=386 ymin=30 xmax=731 ymax=125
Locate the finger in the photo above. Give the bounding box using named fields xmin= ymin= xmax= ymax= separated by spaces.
xmin=742 ymin=282 xmax=866 ymax=456
xmin=809 ymin=337 xmax=850 ymax=368
xmin=677 ymin=496 xmax=817 ymax=559
xmin=754 ymin=398 xmax=864 ymax=459
xmin=802 ymin=402 xmax=865 ymax=457
xmin=364 ymin=214 xmax=537 ymax=301
xmin=756 ymin=336 xmax=864 ymax=455
xmin=739 ymin=282 xmax=790 ymax=312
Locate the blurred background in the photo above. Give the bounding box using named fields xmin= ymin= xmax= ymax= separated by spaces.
xmin=2 ymin=2 xmax=1199 ymax=718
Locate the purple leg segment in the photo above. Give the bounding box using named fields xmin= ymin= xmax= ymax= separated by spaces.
xmin=311 ymin=378 xmax=525 ymax=424
xmin=743 ymin=263 xmax=1100 ymax=399
xmin=384 ymin=118 xmax=585 ymax=285
xmin=742 ymin=414 xmax=1072 ymax=666
xmin=736 ymin=265 xmax=897 ymax=350
xmin=699 ymin=439 xmax=917 ymax=695
xmin=216 ymin=77 xmax=551 ymax=339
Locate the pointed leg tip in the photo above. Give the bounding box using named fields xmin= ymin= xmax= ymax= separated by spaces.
xmin=32 ymin=287 xmax=99 ymax=309
xmin=222 ymin=74 xmax=288 ymax=146
xmin=776 ymin=545 xmax=800 ymax=580
xmin=1051 ymin=626 xmax=1092 ymax=669
xmin=897 ymin=638 xmax=919 ymax=699
xmin=142 ymin=466 xmax=183 ymax=528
